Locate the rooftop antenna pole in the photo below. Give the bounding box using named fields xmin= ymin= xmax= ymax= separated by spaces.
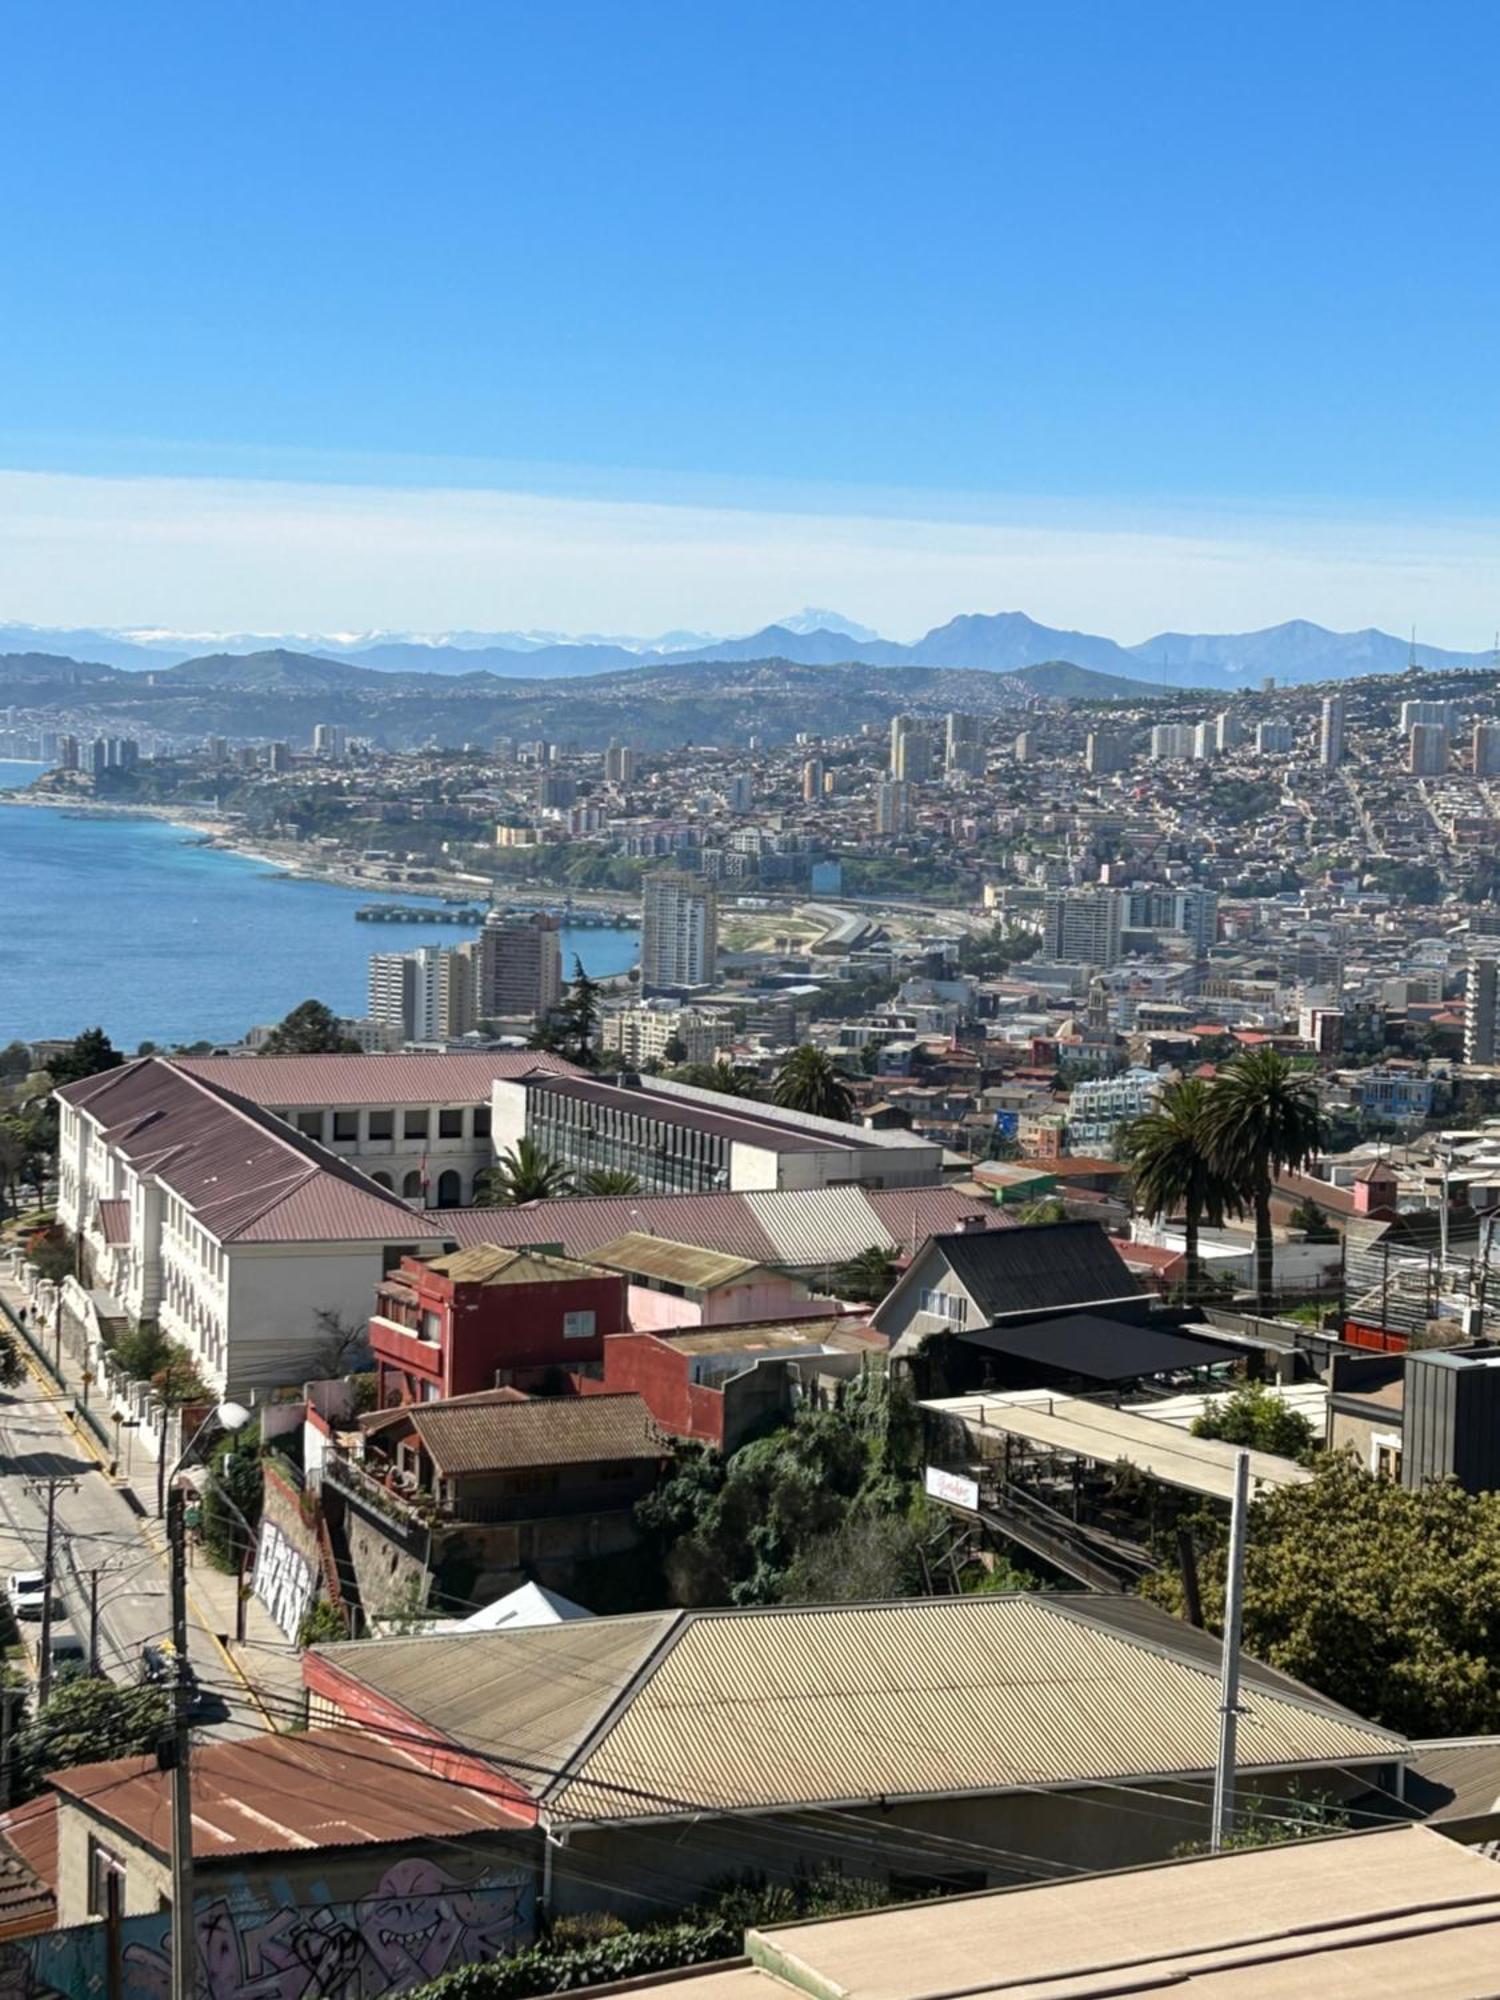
xmin=1210 ymin=1448 xmax=1251 ymax=1852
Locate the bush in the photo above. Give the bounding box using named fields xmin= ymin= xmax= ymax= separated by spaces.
xmin=404 ymin=1919 xmax=739 ymax=1999
xmin=25 ymin=1224 xmax=73 ymax=1286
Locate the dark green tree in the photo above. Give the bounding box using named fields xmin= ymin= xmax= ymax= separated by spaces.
xmin=577 ymin=1168 xmax=642 ymax=1196
xmin=833 ymin=1245 xmax=900 ymax=1304
xmin=16 ymin=1678 xmax=171 ymax=1798
xmin=476 ymin=1137 xmax=574 ymax=1206
xmin=771 ymin=1045 xmax=854 ymax=1123
xmin=47 ymin=1028 xmax=123 ymax=1087
xmin=1121 ymin=1077 xmax=1237 ymax=1306
xmin=1189 ymin=1383 xmax=1316 ymax=1464
xmin=1202 ymin=1048 xmax=1326 ymax=1312
xmin=258 ymin=999 xmax=361 ymax=1055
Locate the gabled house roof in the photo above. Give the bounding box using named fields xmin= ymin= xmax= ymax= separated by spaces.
xmin=875 ymin=1220 xmax=1143 ymax=1349
xmin=306 ymin=1594 xmax=1404 ymax=1826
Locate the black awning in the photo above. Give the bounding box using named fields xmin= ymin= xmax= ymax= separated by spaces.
xmin=956 ymin=1312 xmax=1243 ymax=1384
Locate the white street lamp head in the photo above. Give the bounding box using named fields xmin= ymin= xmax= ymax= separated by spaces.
xmin=215 ymin=1400 xmax=252 ymax=1433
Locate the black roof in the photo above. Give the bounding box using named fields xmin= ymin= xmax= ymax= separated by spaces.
xmin=957 ymin=1311 xmax=1243 ymax=1384
xmin=936 ymin=1220 xmax=1143 ymax=1321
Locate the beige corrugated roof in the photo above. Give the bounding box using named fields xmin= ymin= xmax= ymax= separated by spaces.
xmin=425 ymin=1244 xmax=613 ymax=1286
xmin=312 ymin=1596 xmax=1404 ymax=1825
xmin=656 ymin=1827 xmax=1500 ymax=2000
xmin=587 ymin=1232 xmax=763 ymax=1290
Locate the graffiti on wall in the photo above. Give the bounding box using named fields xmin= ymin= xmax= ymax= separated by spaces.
xmin=252 ymin=1516 xmax=318 ymax=1640
xmin=5 ymin=1859 xmax=533 ymax=2000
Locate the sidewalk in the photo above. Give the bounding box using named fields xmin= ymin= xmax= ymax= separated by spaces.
xmin=0 ymin=1263 xmax=306 ymax=1733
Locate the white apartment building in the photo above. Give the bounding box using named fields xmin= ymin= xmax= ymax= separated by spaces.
xmin=600 ymin=1002 xmax=728 ymax=1068
xmin=1066 ymin=1067 xmax=1165 ymax=1154
xmin=55 ymin=1059 xmax=444 ymax=1396
xmin=1043 ymin=888 xmax=1124 ymax=968
xmin=640 ymin=871 xmax=719 ymax=994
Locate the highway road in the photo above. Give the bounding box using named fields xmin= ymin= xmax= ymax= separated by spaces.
xmin=0 ymin=1366 xmax=262 ymax=1736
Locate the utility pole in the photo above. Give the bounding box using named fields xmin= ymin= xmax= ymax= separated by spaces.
xmin=36 ymin=1477 xmax=60 ymax=1708
xmin=0 ymin=1683 xmax=14 ymax=1810
xmin=166 ymin=1483 xmax=195 ymax=2000
xmin=88 ymin=1568 xmax=101 ymax=1678
xmin=1210 ymin=1449 xmax=1251 ymax=1853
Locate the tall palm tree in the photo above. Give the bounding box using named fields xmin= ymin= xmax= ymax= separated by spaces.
xmin=834 ymin=1244 xmax=901 ymax=1304
xmin=476 ymin=1138 xmax=574 ymax=1207
xmin=772 ymin=1045 xmax=854 ymax=1123
xmin=1122 ymin=1077 xmax=1236 ymax=1306
xmin=1202 ymin=1048 xmax=1326 ymax=1312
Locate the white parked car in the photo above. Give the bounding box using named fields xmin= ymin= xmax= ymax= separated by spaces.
xmin=6 ymin=1570 xmax=49 ymax=1621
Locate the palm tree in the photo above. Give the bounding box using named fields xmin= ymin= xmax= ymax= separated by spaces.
xmin=834 ymin=1244 xmax=900 ymax=1304
xmin=1121 ymin=1078 xmax=1236 ymax=1307
xmin=772 ymin=1045 xmax=854 ymax=1123
xmin=1202 ymin=1048 xmax=1326 ymax=1312
xmin=476 ymin=1138 xmax=574 ymax=1207
xmin=577 ymin=1168 xmax=641 ymax=1197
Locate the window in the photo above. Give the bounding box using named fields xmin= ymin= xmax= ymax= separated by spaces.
xmin=368 ymin=1110 xmax=394 ymax=1141
xmin=919 ymin=1287 xmax=965 ymax=1324
xmin=438 ymin=1108 xmax=464 ymax=1139
xmin=404 ymin=1110 xmax=430 ymax=1142
xmin=563 ymin=1310 xmax=597 ymax=1341
xmin=333 ymin=1112 xmax=359 ymax=1142
xmin=420 ymin=1310 xmax=443 ymax=1344
xmin=88 ymin=1836 xmax=126 ymax=1917
xmin=474 ymin=1107 xmax=492 ymax=1139
xmin=295 ymin=1112 xmax=324 ymax=1140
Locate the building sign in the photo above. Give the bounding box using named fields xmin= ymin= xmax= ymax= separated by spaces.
xmin=924 ymin=1465 xmax=980 ymax=1512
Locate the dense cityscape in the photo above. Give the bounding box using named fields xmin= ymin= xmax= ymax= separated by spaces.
xmin=9 ymin=3 xmax=1500 ymax=1995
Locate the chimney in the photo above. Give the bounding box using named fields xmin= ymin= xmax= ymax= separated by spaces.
xmin=956 ymin=1212 xmax=988 ymax=1234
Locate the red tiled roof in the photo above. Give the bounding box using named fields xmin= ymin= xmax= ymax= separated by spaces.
xmin=59 ymin=1059 xmax=437 ymax=1247
xmin=176 ymin=1050 xmax=580 ymax=1106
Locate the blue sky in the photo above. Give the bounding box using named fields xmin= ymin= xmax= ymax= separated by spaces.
xmin=4 ymin=2 xmax=1499 ymax=640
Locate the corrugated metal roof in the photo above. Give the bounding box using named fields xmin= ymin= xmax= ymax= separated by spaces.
xmin=59 ymin=1058 xmax=436 ymax=1245
xmin=49 ymin=1728 xmax=527 ymax=1858
xmin=0 ymin=1796 xmax=56 ymax=1930
xmin=436 ymin=1187 xmax=1011 ymax=1272
xmin=313 ymin=1597 xmax=1402 ymax=1825
xmin=313 ymin=1614 xmax=682 ymax=1784
xmin=370 ymin=1391 xmax=665 ymax=1476
xmin=557 ymin=1597 xmax=1397 ymax=1820
xmin=177 ymin=1049 xmax=580 ymax=1105
xmin=926 ymin=1392 xmax=1313 ymax=1501
xmin=95 ymin=1197 xmax=130 ymax=1246
xmin=587 ymin=1232 xmax=762 ymax=1290
xmin=426 ymin=1244 xmax=611 ymax=1286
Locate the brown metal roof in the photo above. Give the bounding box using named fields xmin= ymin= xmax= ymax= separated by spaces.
xmin=369 ymin=1391 xmax=665 ymax=1477
xmin=425 ymin=1244 xmax=613 ymax=1287
xmin=312 ymin=1596 xmax=1404 ymax=1824
xmin=586 ymin=1232 xmax=762 ymax=1290
xmin=95 ymin=1197 xmax=130 ymax=1246
xmin=0 ymin=1796 xmax=57 ymax=1932
xmin=58 ymin=1058 xmax=436 ymax=1245
xmin=49 ymin=1727 xmax=528 ymax=1860
xmin=176 ymin=1049 xmax=581 ymax=1105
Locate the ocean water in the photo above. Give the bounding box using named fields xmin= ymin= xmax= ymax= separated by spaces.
xmin=0 ymin=764 xmax=639 ymax=1047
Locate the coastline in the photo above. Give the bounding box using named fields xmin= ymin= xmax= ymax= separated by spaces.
xmin=0 ymin=787 xmax=639 ymax=910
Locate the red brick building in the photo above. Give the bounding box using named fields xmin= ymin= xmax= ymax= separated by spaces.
xmin=370 ymin=1245 xmax=629 ymax=1406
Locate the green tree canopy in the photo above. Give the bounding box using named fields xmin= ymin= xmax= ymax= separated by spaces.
xmin=1189 ymin=1383 xmax=1316 ymax=1464
xmin=47 ymin=1027 xmax=123 ymax=1087
xmin=577 ymin=1168 xmax=642 ymax=1196
xmin=258 ymin=999 xmax=361 ymax=1055
xmin=476 ymin=1137 xmax=574 ymax=1206
xmin=1201 ymin=1047 xmax=1326 ymax=1311
xmin=771 ymin=1045 xmax=854 ymax=1123
xmin=1152 ymin=1455 xmax=1500 ymax=1739
xmin=1121 ymin=1077 xmax=1238 ymax=1307
xmin=833 ymin=1245 xmax=901 ymax=1304
xmin=17 ymin=1677 xmax=170 ymax=1799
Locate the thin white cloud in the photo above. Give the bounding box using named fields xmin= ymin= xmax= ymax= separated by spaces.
xmin=0 ymin=465 xmax=1496 ymax=646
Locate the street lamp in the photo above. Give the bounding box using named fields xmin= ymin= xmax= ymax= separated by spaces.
xmin=165 ymin=1400 xmax=251 ymax=2000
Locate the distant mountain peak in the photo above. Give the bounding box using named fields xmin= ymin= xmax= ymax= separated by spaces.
xmin=768 ymin=608 xmax=882 ymax=641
